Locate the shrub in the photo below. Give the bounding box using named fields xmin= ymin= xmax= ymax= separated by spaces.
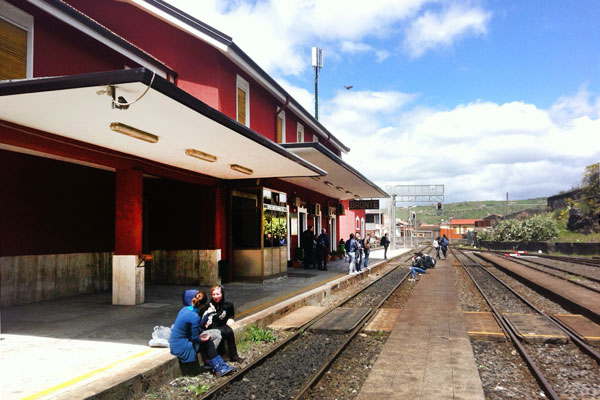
xmin=494 ymin=214 xmax=558 ymax=242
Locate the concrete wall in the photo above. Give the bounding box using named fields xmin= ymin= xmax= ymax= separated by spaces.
xmin=1 ymin=252 xmax=112 ymax=307
xmin=150 ymin=249 xmax=221 ymax=286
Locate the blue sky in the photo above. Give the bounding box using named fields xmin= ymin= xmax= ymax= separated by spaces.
xmin=167 ymin=0 xmax=600 ymax=203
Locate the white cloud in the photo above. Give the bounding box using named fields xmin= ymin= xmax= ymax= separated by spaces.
xmin=320 ymin=90 xmax=600 ymax=202
xmin=166 ymin=0 xmax=491 ymax=75
xmin=404 ymin=5 xmax=491 ymax=58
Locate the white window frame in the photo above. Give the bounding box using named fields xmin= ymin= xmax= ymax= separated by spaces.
xmin=1 ymin=0 xmax=34 ymax=79
xmin=276 ymin=108 xmax=286 ymax=143
xmin=296 ymin=122 xmax=304 ymax=143
xmin=236 ymin=74 xmax=250 ymax=127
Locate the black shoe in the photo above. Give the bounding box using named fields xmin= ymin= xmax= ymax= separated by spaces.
xmin=229 ymin=354 xmax=245 ymax=363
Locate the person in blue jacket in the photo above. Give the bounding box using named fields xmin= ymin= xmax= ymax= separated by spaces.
xmin=169 ymin=289 xmax=236 ymax=377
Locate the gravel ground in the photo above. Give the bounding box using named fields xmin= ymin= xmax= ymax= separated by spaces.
xmin=452 ymin=253 xmax=544 ymax=400
xmin=305 ymin=333 xmax=388 ymax=400
xmin=528 ymin=343 xmax=600 ymax=400
xmin=455 ymin=251 xmax=600 ymax=400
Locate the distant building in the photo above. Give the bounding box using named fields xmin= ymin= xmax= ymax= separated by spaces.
xmin=444 ymin=219 xmax=482 ymax=239
xmin=365 ymin=209 xmax=386 ymax=239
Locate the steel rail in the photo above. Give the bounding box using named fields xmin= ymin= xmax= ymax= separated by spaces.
xmin=452 ymin=248 xmax=560 ymax=400
xmin=464 ymin=250 xmax=600 ymax=364
xmin=200 ymin=250 xmax=418 ymax=400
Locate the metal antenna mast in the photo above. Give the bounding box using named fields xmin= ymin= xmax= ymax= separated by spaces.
xmin=312 ymin=47 xmax=323 ymax=119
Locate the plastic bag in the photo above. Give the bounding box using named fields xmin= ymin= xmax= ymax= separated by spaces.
xmin=148 ymin=325 xmax=171 ymax=347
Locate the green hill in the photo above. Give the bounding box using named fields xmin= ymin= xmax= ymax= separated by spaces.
xmin=396 ymin=198 xmax=547 ymax=225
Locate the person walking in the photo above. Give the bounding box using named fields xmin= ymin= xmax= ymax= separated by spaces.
xmin=301 ymin=225 xmax=315 ymax=269
xmin=380 ymin=233 xmax=390 ymax=260
xmin=363 ymin=233 xmax=372 ymax=270
xmin=440 ymin=234 xmax=449 ymax=259
xmin=316 ymin=228 xmax=329 ymax=270
xmin=347 ymin=233 xmax=358 ymax=275
xmin=433 ymin=236 xmax=441 ymax=259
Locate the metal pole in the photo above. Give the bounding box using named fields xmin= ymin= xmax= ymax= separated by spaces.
xmin=314 ymin=66 xmax=319 ymax=120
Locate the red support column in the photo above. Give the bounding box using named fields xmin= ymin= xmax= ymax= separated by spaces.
xmin=115 ymin=168 xmax=143 ymax=255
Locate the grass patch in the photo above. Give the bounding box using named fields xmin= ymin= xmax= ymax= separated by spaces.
xmin=237 ymin=325 xmax=277 ymax=352
xmin=182 ymin=384 xmax=210 ymax=395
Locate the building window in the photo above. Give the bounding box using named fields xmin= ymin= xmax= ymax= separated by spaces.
xmin=276 ymin=109 xmax=285 ymax=143
xmin=0 ymin=0 xmax=34 ymax=80
xmin=236 ymin=75 xmax=249 ymax=127
xmin=296 ymin=123 xmax=304 ymax=142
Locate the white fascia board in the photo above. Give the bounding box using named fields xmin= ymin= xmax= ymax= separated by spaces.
xmin=125 ymin=0 xmax=228 ymax=53
xmin=27 ymin=0 xmax=168 ymax=78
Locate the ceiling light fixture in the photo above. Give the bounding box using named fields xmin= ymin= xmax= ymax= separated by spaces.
xmin=324 ymin=181 xmax=334 ymax=187
xmin=354 ymin=195 xmax=360 ymax=199
xmin=230 ymin=164 xmax=253 ymax=175
xmin=336 ymin=186 xmax=344 ymax=192
xmin=185 ymin=149 xmax=217 ymax=162
xmin=110 ymin=122 xmax=158 ymax=143
xmin=310 ymin=176 xmax=321 ymax=181
xmin=345 ymin=191 xmax=353 ymax=195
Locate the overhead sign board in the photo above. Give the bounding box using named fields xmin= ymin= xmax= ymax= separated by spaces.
xmin=349 ymin=200 xmax=379 ymax=210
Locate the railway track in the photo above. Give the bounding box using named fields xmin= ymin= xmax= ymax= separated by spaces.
xmin=453 ymin=248 xmax=600 ymax=400
xmin=493 ymin=255 xmax=600 ymax=294
xmin=199 ymin=248 xmax=426 ymax=400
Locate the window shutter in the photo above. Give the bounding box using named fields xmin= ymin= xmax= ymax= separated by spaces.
xmin=0 ymin=19 xmax=27 ymax=80
xmin=276 ymin=116 xmax=283 ymax=143
xmin=237 ymin=87 xmax=246 ymax=125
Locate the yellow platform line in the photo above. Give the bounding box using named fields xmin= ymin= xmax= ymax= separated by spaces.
xmin=520 ymin=333 xmax=567 ymax=338
xmin=20 ymin=349 xmax=153 ymax=400
xmin=467 ymin=331 xmax=504 ymax=336
xmin=237 ymin=273 xmax=345 ymax=319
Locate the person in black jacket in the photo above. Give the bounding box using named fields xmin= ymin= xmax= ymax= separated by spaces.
xmin=380 ymin=233 xmax=390 ymax=260
xmin=202 ymin=285 xmax=244 ymax=362
xmin=316 ymin=228 xmax=329 ymax=271
xmin=301 ymin=225 xmax=315 ymax=269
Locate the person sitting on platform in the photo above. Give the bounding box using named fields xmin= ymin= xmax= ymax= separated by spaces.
xmin=409 ymin=253 xmax=427 ymax=281
xmin=203 ymin=285 xmax=245 ymax=362
xmin=169 ymin=290 xmax=236 ymax=376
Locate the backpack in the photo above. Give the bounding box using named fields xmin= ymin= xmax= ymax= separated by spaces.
xmin=423 ymin=255 xmax=435 ymax=269
xmin=317 ymin=235 xmax=328 ymax=249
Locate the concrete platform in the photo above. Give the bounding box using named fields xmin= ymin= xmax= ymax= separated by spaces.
xmin=503 ymin=313 xmax=569 ymax=344
xmin=357 ymin=256 xmax=485 ymax=400
xmin=0 ymin=248 xmax=410 ymax=400
xmin=553 ymin=313 xmax=600 ymax=344
xmin=364 ymin=308 xmax=402 ymax=333
xmin=309 ymin=307 xmax=370 ymax=333
xmin=267 ymin=306 xmax=326 ymax=330
xmin=463 ymin=311 xmax=505 ymax=342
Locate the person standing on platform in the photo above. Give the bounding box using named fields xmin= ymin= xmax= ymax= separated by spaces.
xmin=440 ymin=234 xmax=449 ymax=259
xmin=301 ymin=225 xmax=315 ymax=269
xmin=355 ymin=233 xmax=363 ymax=272
xmin=380 ymin=233 xmax=390 ymax=260
xmin=433 ymin=236 xmax=441 ymax=259
xmin=347 ymin=233 xmax=358 ymax=275
xmin=316 ymin=228 xmax=329 ymax=271
xmin=363 ymin=233 xmax=372 ymax=270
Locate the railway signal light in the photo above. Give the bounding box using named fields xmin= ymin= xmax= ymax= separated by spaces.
xmin=437 ymin=202 xmax=442 ymax=210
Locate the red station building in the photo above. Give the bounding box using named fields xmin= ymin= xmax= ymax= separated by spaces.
xmin=0 ymin=0 xmax=387 ymax=306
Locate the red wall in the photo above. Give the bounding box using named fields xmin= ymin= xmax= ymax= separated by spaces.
xmin=0 ymin=150 xmax=115 ymax=256
xmin=339 ymin=201 xmax=365 ymax=241
xmin=7 ymin=0 xmax=141 ymax=78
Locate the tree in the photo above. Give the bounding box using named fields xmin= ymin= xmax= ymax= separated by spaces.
xmin=494 ymin=215 xmax=558 ymax=242
xmin=579 ymin=163 xmax=600 ymax=216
